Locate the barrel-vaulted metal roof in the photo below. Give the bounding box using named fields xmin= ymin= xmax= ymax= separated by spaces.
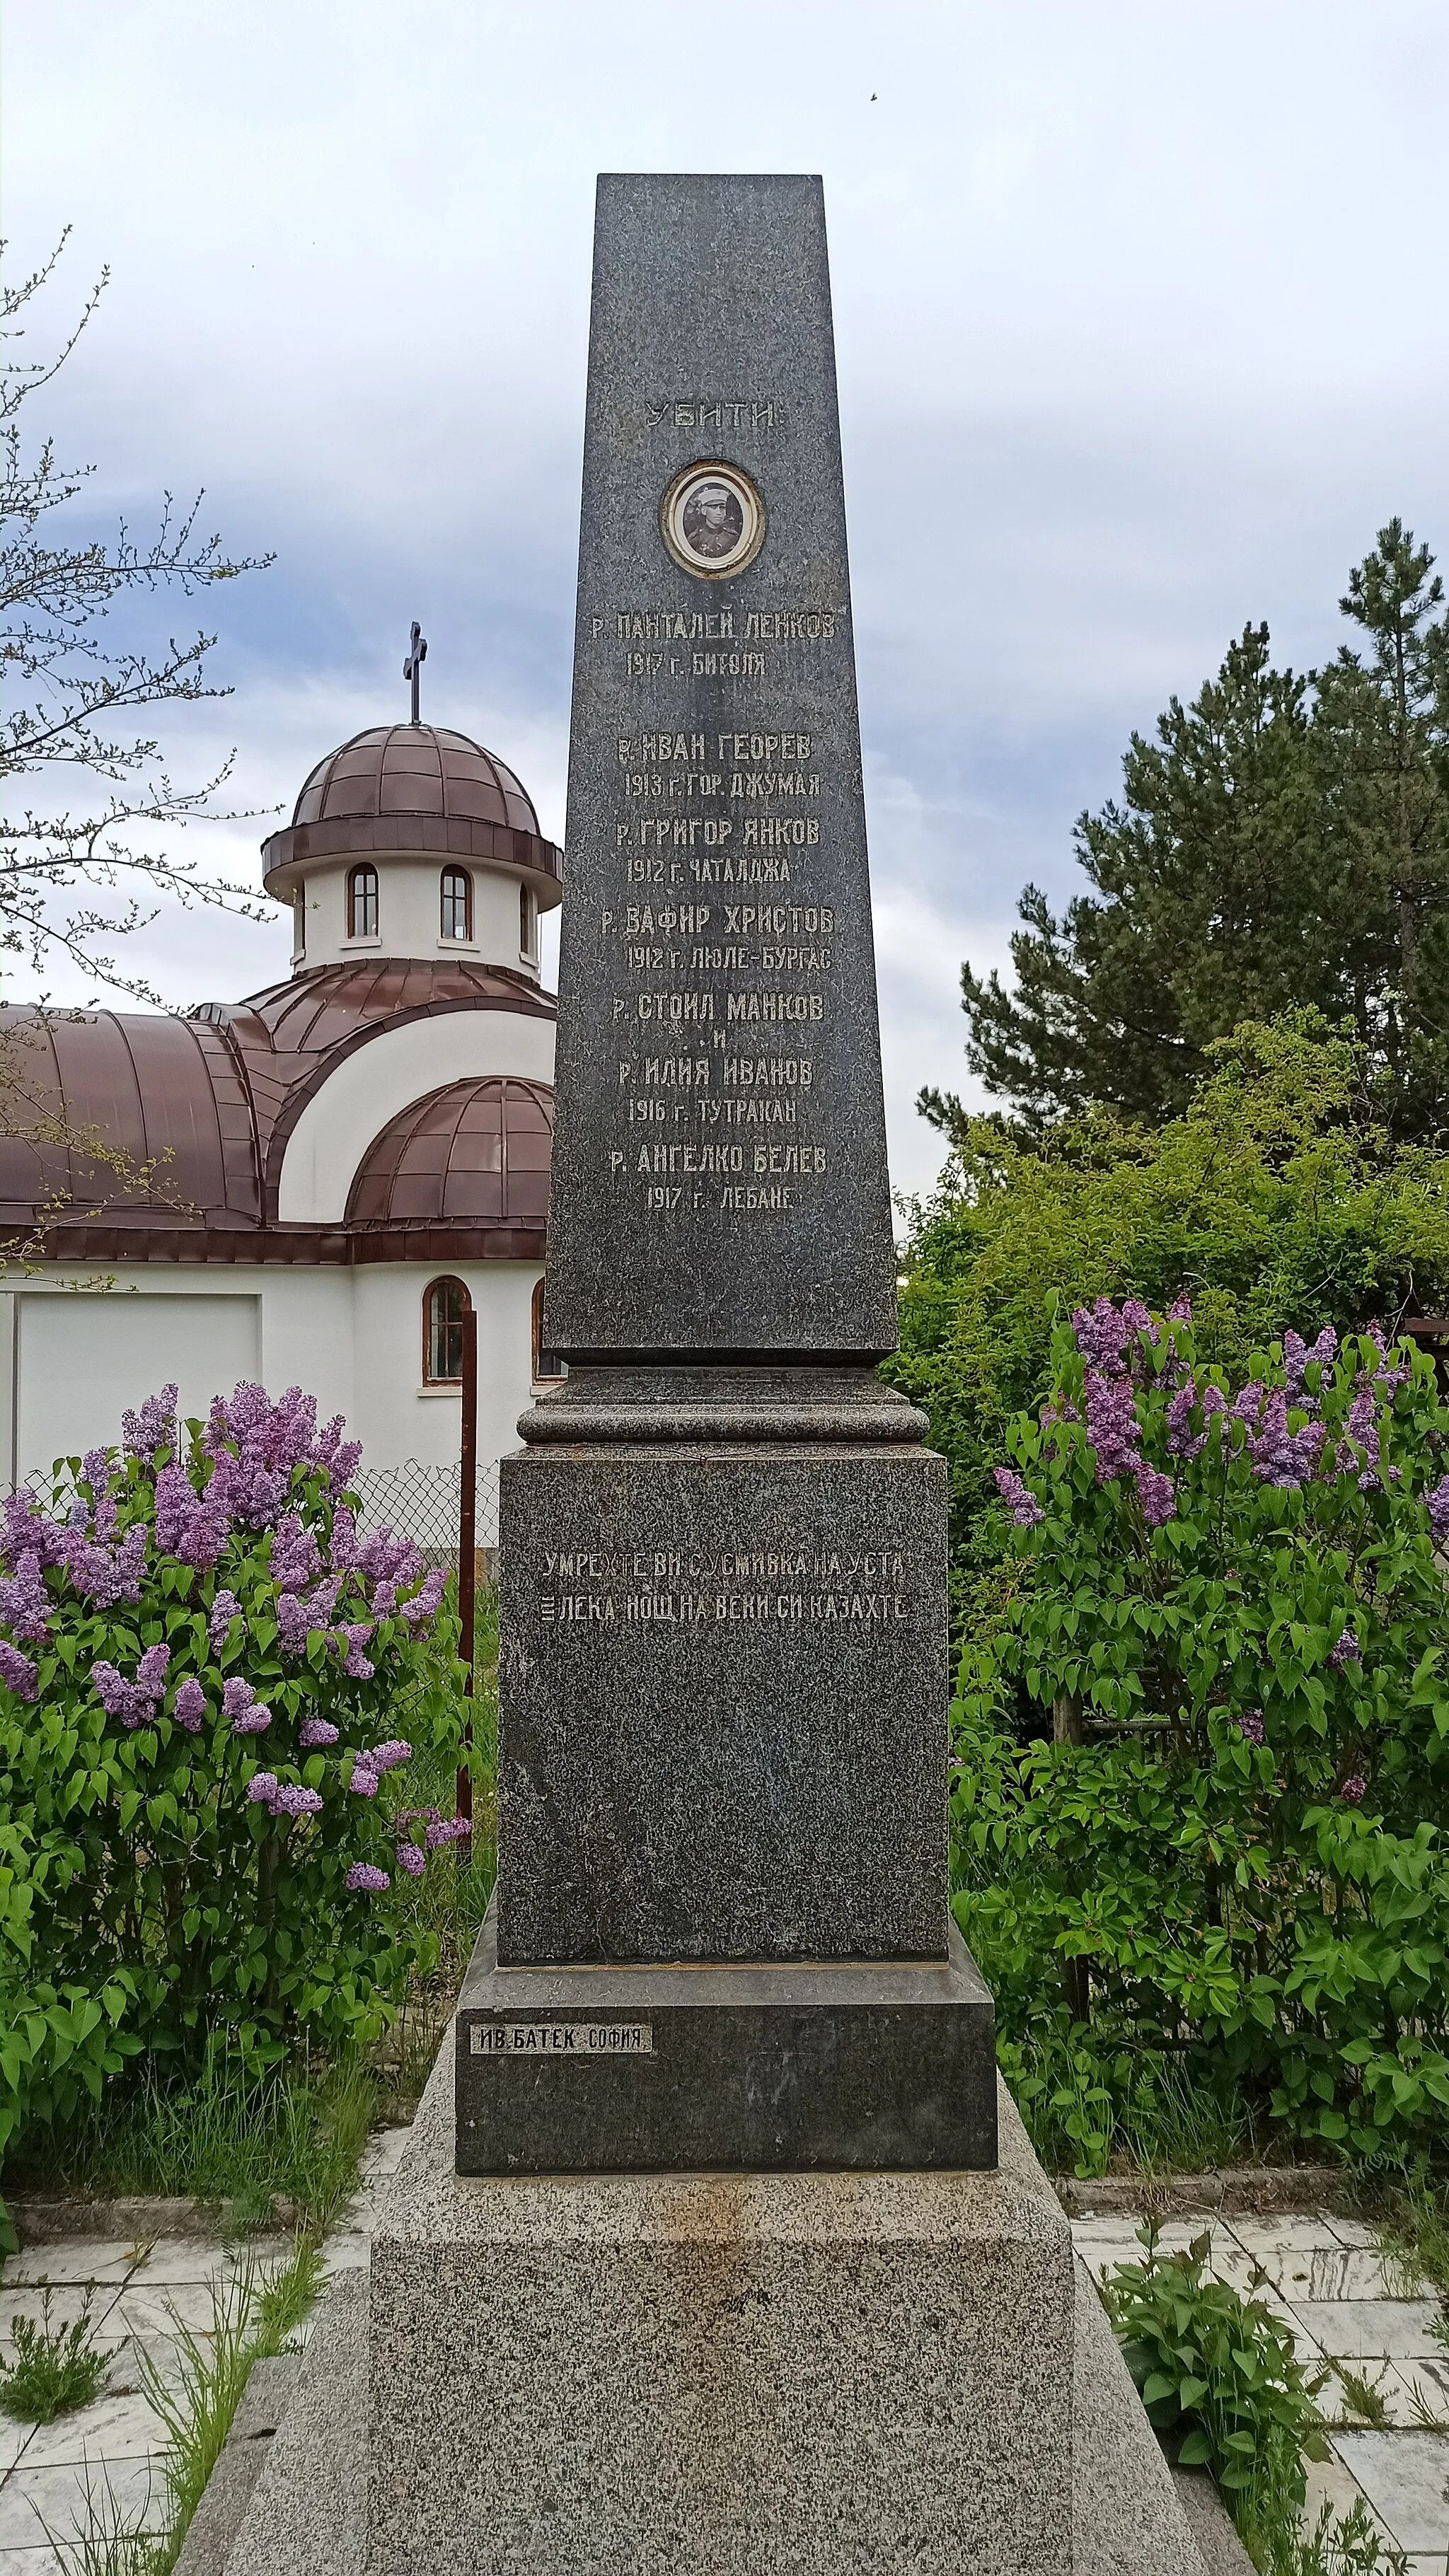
xmin=0 ymin=958 xmax=555 ymax=1267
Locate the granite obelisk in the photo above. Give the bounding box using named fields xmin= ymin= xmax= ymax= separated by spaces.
xmin=454 ymin=173 xmax=995 ymax=2174
xmin=541 ymin=173 xmax=896 ymax=1360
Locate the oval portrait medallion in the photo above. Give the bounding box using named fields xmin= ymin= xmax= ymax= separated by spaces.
xmin=660 ymin=460 xmax=766 ymax=579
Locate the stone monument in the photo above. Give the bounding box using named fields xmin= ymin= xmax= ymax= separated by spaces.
xmin=448 ymin=170 xmax=997 ymax=2176
xmin=365 ymin=174 xmax=1075 ymax=2572
xmin=219 ymin=173 xmax=1216 ymax=2576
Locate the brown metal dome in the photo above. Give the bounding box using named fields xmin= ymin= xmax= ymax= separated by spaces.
xmin=347 ymin=1077 xmax=554 ymax=1229
xmin=261 ymin=726 xmax=562 ymax=905
xmin=292 ymin=726 xmax=540 ymax=835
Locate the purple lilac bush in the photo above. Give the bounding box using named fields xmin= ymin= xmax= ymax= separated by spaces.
xmin=960 ymin=1303 xmax=1449 ymax=2164
xmin=0 ymin=1383 xmax=468 ymax=2191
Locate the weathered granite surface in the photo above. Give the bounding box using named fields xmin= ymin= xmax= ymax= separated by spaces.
xmin=370 ymin=2037 xmax=1074 ymax=2575
xmin=497 ymin=1409 xmax=949 ymax=1965
xmin=456 ymin=1891 xmax=996 ymax=2173
xmin=206 ymin=2067 xmax=1218 ymax=2576
xmin=226 ymin=2276 xmax=366 ymax=2576
xmin=1073 ymin=2259 xmax=1208 ymax=2576
xmin=543 ymin=173 xmax=896 ymax=1361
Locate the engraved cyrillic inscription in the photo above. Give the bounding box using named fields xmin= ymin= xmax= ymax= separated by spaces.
xmin=470 ymin=2022 xmax=654 ymax=2057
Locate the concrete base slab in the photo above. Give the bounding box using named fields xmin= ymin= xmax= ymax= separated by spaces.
xmin=224 ymin=2048 xmax=1215 ymax=2576
xmin=456 ymin=1890 xmax=997 ymax=2173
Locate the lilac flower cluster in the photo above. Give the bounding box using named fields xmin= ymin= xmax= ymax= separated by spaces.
xmin=1165 ymin=1379 xmax=1228 ymax=1461
xmin=154 ymin=1463 xmax=231 ymax=1572
xmin=1339 ymin=1775 xmax=1366 ymax=1805
xmin=245 ymin=1770 xmax=324 ymax=1820
xmin=1135 ymin=1465 xmax=1177 ymax=1527
xmin=396 ymin=1805 xmax=473 ymax=1850
xmin=1426 ymin=1476 xmax=1449 ymax=1549
xmin=1072 ymin=1299 xmax=1150 ymax=1376
xmin=0 ymin=1642 xmax=37 ymax=1700
xmin=348 ymin=1738 xmax=411 ymax=1799
xmin=1230 ymin=1710 xmax=1266 ymax=1746
xmin=223 ymin=1674 xmax=271 ymax=1735
xmin=345 ymin=1862 xmax=390 ymax=1893
xmin=1283 ymin=1328 xmax=1337 ymax=1405
xmin=1085 ymin=1370 xmax=1143 ymax=1480
xmin=121 ymin=1386 xmax=178 ymax=1460
xmin=1344 ymin=1386 xmax=1383 ymax=1491
xmin=201 ymin=1383 xmax=362 ymax=1533
xmin=90 ymin=1642 xmax=172 ymax=1729
xmin=1245 ymin=1390 xmax=1327 ymax=1488
xmin=993 ymin=1467 xmax=1044 ymax=1528
xmin=0 ymin=1553 xmax=52 ymax=1642
xmin=1328 ymin=1628 xmax=1361 ymax=1671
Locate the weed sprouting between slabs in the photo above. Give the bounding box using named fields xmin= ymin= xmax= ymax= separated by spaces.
xmin=0 ymin=2291 xmax=108 ymax=2422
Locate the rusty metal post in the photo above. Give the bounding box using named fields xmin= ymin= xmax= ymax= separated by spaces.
xmin=456 ymin=1301 xmax=476 ymax=1822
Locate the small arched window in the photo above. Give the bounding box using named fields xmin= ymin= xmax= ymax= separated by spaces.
xmin=347 ymin=864 xmax=379 ymax=939
xmin=519 ymin=883 xmax=536 ymax=958
xmin=531 ymin=1277 xmax=566 ymax=1381
xmin=291 ymin=890 xmax=306 ymax=960
xmin=440 ymin=867 xmax=472 ymax=942
xmin=424 ymin=1275 xmax=471 ymax=1383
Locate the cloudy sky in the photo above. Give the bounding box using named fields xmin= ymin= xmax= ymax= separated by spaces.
xmin=8 ymin=1 xmax=1448 ymax=1199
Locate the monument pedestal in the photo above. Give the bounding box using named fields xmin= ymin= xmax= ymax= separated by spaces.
xmin=367 ymin=2031 xmax=1075 ymax=2576
xmin=456 ymin=1893 xmax=996 ymax=2172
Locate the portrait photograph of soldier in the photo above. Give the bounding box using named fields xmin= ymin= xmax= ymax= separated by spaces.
xmin=680 ymin=476 xmax=745 ymax=561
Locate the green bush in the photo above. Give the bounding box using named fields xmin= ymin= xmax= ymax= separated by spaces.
xmin=1102 ymin=2222 xmax=1330 ymax=2571
xmin=954 ymin=1301 xmax=1449 ymax=2164
xmin=887 ymin=1013 xmax=1449 ymax=1630
xmin=0 ymin=1381 xmax=469 ymax=2230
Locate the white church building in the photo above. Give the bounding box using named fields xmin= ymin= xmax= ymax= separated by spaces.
xmin=0 ymin=718 xmax=562 ymax=1526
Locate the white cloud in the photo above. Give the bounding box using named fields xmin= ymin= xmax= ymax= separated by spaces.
xmin=6 ymin=0 xmax=1448 ymax=1190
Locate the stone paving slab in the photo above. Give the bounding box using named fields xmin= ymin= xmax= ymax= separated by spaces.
xmin=1333 ymin=2431 xmax=1449 ymax=2553
xmin=1288 ymin=2295 xmax=1447 ymax=2360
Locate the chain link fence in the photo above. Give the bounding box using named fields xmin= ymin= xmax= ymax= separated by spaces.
xmin=9 ymin=1457 xmax=501 ymax=1572
xmin=351 ymin=1459 xmax=500 ymax=1573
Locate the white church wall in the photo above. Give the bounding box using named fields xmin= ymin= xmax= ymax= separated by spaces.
xmin=277 ymin=1013 xmax=557 ymax=1224
xmin=3 ymin=1260 xmax=542 ymax=1497
xmin=294 ymin=854 xmax=546 ymax=980
xmin=6 ymin=1282 xmax=263 ymax=1483
xmin=350 ymin=1262 xmax=541 ymax=1484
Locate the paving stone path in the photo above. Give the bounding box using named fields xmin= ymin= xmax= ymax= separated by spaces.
xmin=1 ymin=2152 xmax=1445 ymax=2571
xmin=0 ymin=2130 xmax=406 ymax=2572
xmin=1075 ymin=2207 xmax=1449 ymax=2572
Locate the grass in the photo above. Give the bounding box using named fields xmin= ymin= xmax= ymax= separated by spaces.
xmin=0 ymin=2293 xmax=108 ymax=2423
xmin=1115 ymin=2058 xmax=1261 ymax=2176
xmin=47 ymin=2235 xmax=323 ymax=2576
xmin=1291 ymin=2500 xmax=1407 ymax=2575
xmin=8 ymin=2049 xmax=376 ymax=2235
xmin=1323 ymin=2360 xmax=1392 ymax=2429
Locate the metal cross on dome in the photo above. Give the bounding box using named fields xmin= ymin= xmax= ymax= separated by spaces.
xmin=403 ymin=621 xmax=427 ymax=725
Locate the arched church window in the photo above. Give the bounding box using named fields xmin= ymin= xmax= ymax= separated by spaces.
xmin=440 ymin=867 xmax=472 ymax=942
xmin=347 ymin=864 xmax=379 ymax=939
xmin=531 ymin=1277 xmax=566 ymax=1382
xmin=519 ymin=884 xmax=536 ymax=958
xmin=424 ymin=1275 xmax=471 ymax=1383
xmin=292 ymin=890 xmax=306 ymax=960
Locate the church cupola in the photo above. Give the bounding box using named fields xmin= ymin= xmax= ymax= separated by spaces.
xmin=261 ymin=682 xmax=562 ymax=981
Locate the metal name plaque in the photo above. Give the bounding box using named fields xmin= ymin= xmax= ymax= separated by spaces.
xmin=469 ymin=2021 xmax=654 ymax=2058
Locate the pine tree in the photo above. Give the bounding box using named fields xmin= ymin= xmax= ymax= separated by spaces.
xmin=925 ymin=524 xmax=1449 ymax=1144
